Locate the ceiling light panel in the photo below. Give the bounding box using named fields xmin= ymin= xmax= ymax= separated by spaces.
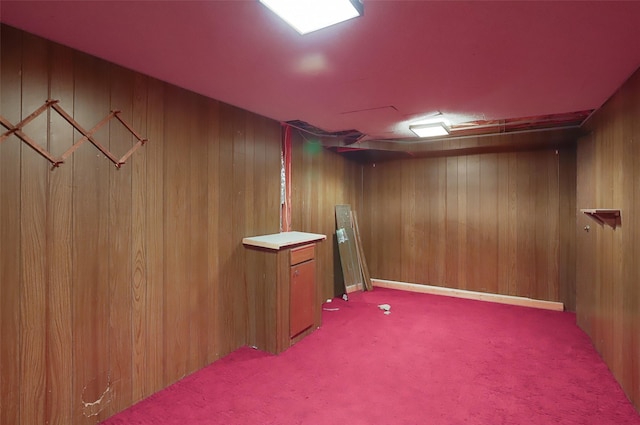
xmin=409 ymin=122 xmax=450 ymax=138
xmin=260 ymin=0 xmax=363 ymax=34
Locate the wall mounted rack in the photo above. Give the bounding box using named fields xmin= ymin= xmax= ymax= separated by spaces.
xmin=0 ymin=99 xmax=148 ymax=169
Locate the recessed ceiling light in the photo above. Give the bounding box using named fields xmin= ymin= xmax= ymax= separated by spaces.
xmin=409 ymin=122 xmax=451 ymax=138
xmin=259 ymin=0 xmax=363 ymax=35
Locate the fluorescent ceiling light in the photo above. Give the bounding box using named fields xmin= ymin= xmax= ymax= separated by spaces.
xmin=260 ymin=0 xmax=363 ymax=35
xmin=410 ymin=122 xmax=451 ymax=138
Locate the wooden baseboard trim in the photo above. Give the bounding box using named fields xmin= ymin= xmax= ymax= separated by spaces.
xmin=345 ymin=283 xmax=363 ymax=294
xmin=371 ymin=279 xmax=564 ymax=312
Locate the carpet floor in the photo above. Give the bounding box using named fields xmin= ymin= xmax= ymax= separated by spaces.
xmin=101 ymin=288 xmax=640 ymax=424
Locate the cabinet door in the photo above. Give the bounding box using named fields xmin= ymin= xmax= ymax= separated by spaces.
xmin=290 ymin=260 xmax=315 ymax=338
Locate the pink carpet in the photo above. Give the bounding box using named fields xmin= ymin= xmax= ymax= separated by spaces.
xmin=102 ymin=288 xmax=640 ymax=424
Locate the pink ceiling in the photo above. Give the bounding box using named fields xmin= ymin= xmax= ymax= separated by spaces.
xmin=2 ymin=1 xmax=640 ymax=141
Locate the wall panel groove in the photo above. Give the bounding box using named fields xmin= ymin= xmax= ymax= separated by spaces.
xmin=20 ymin=31 xmax=49 ymax=425
xmin=0 ymin=25 xmax=23 ymax=425
xmin=47 ymin=39 xmax=75 ymax=425
xmin=0 ymin=25 xmax=282 ymax=424
xmin=361 ymin=145 xmax=575 ymax=306
xmin=289 ymin=130 xmax=362 ymax=300
xmin=577 ymin=65 xmax=640 ymax=411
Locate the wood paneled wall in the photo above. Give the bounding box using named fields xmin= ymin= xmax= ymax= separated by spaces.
xmin=576 ymin=67 xmax=640 ymax=411
xmin=360 ymin=143 xmax=577 ymax=308
xmin=0 ymin=26 xmax=281 ymax=424
xmin=289 ymin=131 xmax=362 ymax=300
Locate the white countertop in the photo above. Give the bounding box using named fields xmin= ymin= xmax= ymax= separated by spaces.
xmin=242 ymin=231 xmax=326 ymax=250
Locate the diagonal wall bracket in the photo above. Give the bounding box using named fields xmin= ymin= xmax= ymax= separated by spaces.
xmin=0 ymin=99 xmax=149 ymax=169
xmin=580 ymin=209 xmax=621 ymax=229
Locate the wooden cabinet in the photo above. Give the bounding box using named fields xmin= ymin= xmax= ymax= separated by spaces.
xmin=289 ymin=246 xmax=315 ymax=338
xmin=243 ymin=232 xmax=326 ymax=354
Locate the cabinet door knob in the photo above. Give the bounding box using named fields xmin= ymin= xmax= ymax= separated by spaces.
xmin=584 ymin=225 xmax=590 ymax=232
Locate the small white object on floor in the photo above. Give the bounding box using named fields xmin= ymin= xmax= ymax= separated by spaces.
xmin=326 ymin=298 xmax=332 ymax=303
xmin=323 ymin=307 xmax=340 ymax=312
xmin=378 ymin=304 xmax=391 ymax=312
xmin=342 ymin=294 xmax=348 ymax=301
xmin=384 ymin=311 xmax=391 ymax=315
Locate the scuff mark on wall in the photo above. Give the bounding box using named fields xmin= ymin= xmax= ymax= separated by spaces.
xmin=82 ymin=372 xmax=114 ymax=418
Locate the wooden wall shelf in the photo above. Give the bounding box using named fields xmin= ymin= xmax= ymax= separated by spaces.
xmin=580 ymin=209 xmax=621 ymax=229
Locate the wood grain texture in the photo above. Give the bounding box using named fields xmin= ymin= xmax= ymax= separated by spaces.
xmin=289 ymin=130 xmax=362 ymax=301
xmin=361 ymin=145 xmax=572 ymax=305
xmin=289 ymin=259 xmax=315 ymax=337
xmin=496 ymin=152 xmax=510 ymax=295
xmin=143 ymin=78 xmax=166 ymax=396
xmin=1 ymin=25 xmax=23 ymax=425
xmin=401 ymin=159 xmax=417 ymax=283
xmin=276 ymin=250 xmax=290 ymax=354
xmin=466 ymin=153 xmax=481 ymax=292
xmin=558 ymin=146 xmax=576 ymax=312
xmin=217 ymin=102 xmax=236 ymax=358
xmin=243 ymin=108 xmax=257 ymax=353
xmin=515 ymin=150 xmax=534 ymax=298
xmin=206 ymin=99 xmax=221 ymax=363
xmin=444 ymin=150 xmax=459 ymax=289
xmin=187 ymin=95 xmax=210 ymax=374
xmin=430 ymin=152 xmax=447 ymax=286
xmin=479 ymin=154 xmax=499 ymax=294
xmin=131 ymin=72 xmax=148 ymax=403
xmin=0 ymin=25 xmax=282 ymax=424
xmin=108 ymin=64 xmax=135 ymax=417
xmin=19 ymin=32 xmax=49 ymax=425
xmin=631 ymin=81 xmax=640 ymax=407
xmin=231 ymin=105 xmax=248 ymax=350
xmin=47 ymin=39 xmax=75 ymax=425
xmin=245 ymin=247 xmax=276 ymax=352
xmin=163 ymin=86 xmax=192 ymax=386
xmin=73 ymin=51 xmax=112 ymax=424
xmin=576 ymin=65 xmax=640 ymax=411
xmin=457 ymin=153 xmax=469 ymax=290
xmin=576 ymin=134 xmax=596 ymax=336
xmin=244 ymin=243 xmax=320 ymax=354
xmin=626 ymin=80 xmax=640 ymax=407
